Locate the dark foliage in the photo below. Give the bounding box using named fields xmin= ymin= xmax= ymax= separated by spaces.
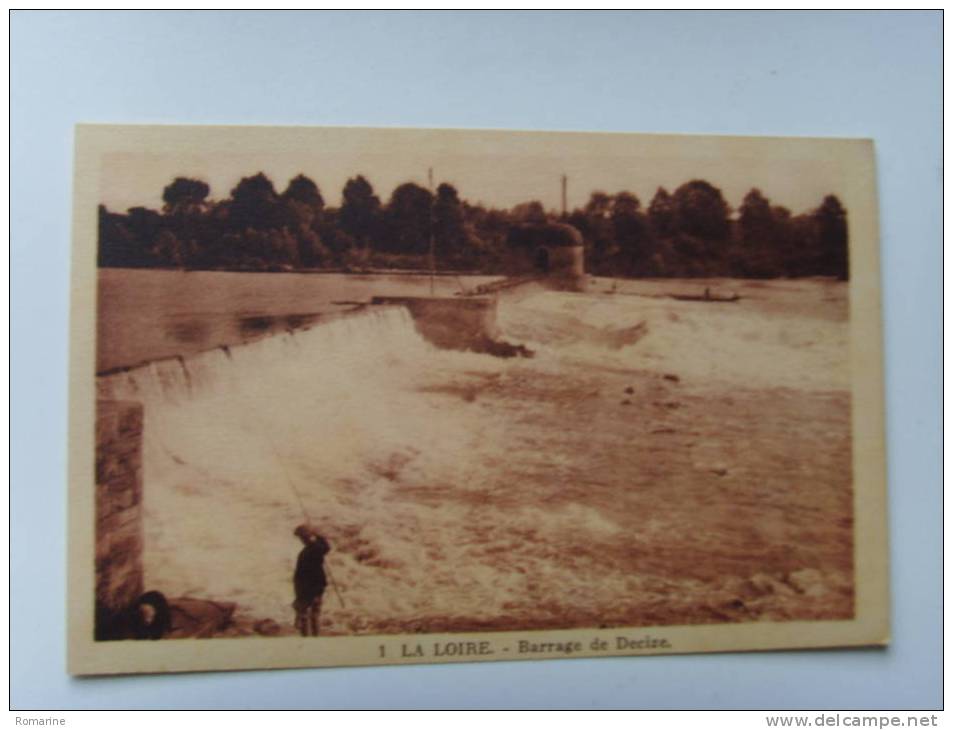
xmin=385 ymin=182 xmax=433 ymax=255
xmin=162 ymin=177 xmax=210 ymax=215
xmin=339 ymin=175 xmax=382 ymax=250
xmin=98 ymin=172 xmax=849 ymax=279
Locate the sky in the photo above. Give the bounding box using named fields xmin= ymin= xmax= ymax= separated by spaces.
xmin=98 ymin=128 xmax=850 ymax=217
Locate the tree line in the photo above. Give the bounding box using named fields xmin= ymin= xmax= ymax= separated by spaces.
xmin=98 ymin=172 xmax=848 ymax=279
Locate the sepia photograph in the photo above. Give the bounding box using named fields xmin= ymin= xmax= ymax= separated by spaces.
xmin=68 ymin=125 xmax=887 ymax=675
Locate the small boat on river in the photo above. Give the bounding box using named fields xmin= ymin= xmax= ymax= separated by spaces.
xmin=669 ymin=287 xmax=740 ymax=303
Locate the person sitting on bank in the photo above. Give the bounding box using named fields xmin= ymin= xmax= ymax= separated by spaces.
xmin=292 ymin=524 xmax=331 ymax=637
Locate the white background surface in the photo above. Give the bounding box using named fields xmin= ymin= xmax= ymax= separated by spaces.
xmin=10 ymin=10 xmax=941 ymax=709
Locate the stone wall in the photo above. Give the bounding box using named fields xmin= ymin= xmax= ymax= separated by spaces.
xmin=546 ymin=245 xmax=586 ymax=291
xmin=371 ymin=296 xmax=500 ymax=351
xmin=502 ymin=244 xmax=587 ymax=292
xmin=95 ymin=399 xmax=144 ymax=640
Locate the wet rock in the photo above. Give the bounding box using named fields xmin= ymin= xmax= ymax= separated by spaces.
xmin=723 ymin=598 xmax=750 ymax=613
xmin=253 ymin=618 xmax=282 ymax=636
xmin=742 ymin=573 xmax=797 ymax=598
xmin=166 ymin=597 xmax=237 ymax=639
xmin=692 ymin=461 xmax=728 ymax=477
xmin=786 ymin=568 xmax=828 ymax=597
xmin=220 ymin=625 xmax=254 ymax=637
xmin=356 ymin=548 xmax=379 ymax=563
xmin=469 ymin=335 xmax=534 ymax=359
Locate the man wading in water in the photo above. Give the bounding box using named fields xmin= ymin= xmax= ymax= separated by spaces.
xmin=292 ymin=524 xmax=331 ymax=636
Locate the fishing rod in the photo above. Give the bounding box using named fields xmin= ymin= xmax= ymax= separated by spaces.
xmin=324 ymin=563 xmax=347 ymax=608
xmin=268 ymin=436 xmax=311 ymax=524
xmin=264 ymin=432 xmax=347 ymax=608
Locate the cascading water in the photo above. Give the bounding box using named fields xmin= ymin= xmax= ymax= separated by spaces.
xmin=95 ymin=279 xmax=854 ymax=635
xmin=97 ymin=305 xmax=528 ymax=630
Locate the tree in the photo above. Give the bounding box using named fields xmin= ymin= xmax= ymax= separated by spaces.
xmin=648 ymin=187 xmax=676 ymax=238
xmin=814 ymin=195 xmax=848 ymax=279
xmin=505 ymin=221 xmax=581 ymax=265
xmin=187 ymin=200 xmax=231 ymax=269
xmin=126 ymin=206 xmax=164 ymax=242
xmin=264 ymin=227 xmax=301 ymax=269
xmin=229 ymin=173 xmax=281 ymax=230
xmin=386 ymin=182 xmax=433 ymax=255
xmin=611 ymin=192 xmax=652 ymax=275
xmin=281 ymin=174 xmax=324 ymax=211
xmin=162 ymin=177 xmax=210 ymax=216
xmin=279 ymin=175 xmax=327 ymax=269
xmin=152 ymin=230 xmax=185 ymax=268
xmin=464 ymin=202 xmax=509 ymax=272
xmin=730 ymin=189 xmax=785 ymax=277
xmin=672 ymin=180 xmax=731 ymax=240
xmin=433 ymin=183 xmax=469 ymax=265
xmin=738 ymin=188 xmax=773 ymax=246
xmin=573 ymin=192 xmax=616 ymax=273
xmin=160 ymin=180 xmax=209 ymax=267
xmin=296 ymin=227 xmax=330 ymax=268
xmin=511 ymin=200 xmax=548 ymax=225
xmin=315 ymin=208 xmax=355 ymax=264
xmin=339 ymin=175 xmax=382 ymax=248
xmin=584 ymin=191 xmax=613 ymax=219
xmin=613 ymin=191 xmax=640 ymax=216
xmin=97 ymin=163 xmax=849 ymax=280
xmin=98 ymin=205 xmax=144 ymax=267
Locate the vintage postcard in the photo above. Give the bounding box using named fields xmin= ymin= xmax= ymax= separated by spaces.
xmin=68 ymin=125 xmax=887 ymax=675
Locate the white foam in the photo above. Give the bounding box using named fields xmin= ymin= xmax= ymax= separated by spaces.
xmin=497 ymin=285 xmax=848 ymax=391
xmin=96 ymin=282 xmax=850 ymax=628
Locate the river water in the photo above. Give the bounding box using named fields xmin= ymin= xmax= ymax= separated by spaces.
xmin=96 ymin=270 xmax=853 ymax=635
xmin=97 ymin=268 xmax=501 ymax=373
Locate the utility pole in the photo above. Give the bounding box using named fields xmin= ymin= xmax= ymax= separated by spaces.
xmin=428 ymin=167 xmax=435 ymax=297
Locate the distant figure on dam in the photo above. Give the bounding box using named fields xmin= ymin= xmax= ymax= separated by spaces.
xmin=292 ymin=524 xmax=331 ymax=637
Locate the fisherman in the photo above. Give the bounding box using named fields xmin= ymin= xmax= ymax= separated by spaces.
xmin=292 ymin=524 xmax=331 ymax=637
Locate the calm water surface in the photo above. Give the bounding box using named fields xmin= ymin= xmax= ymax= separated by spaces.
xmin=97 ymin=269 xmax=501 ymax=372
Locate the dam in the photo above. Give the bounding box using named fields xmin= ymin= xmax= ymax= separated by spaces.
xmin=94 ymin=272 xmax=854 ymax=638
